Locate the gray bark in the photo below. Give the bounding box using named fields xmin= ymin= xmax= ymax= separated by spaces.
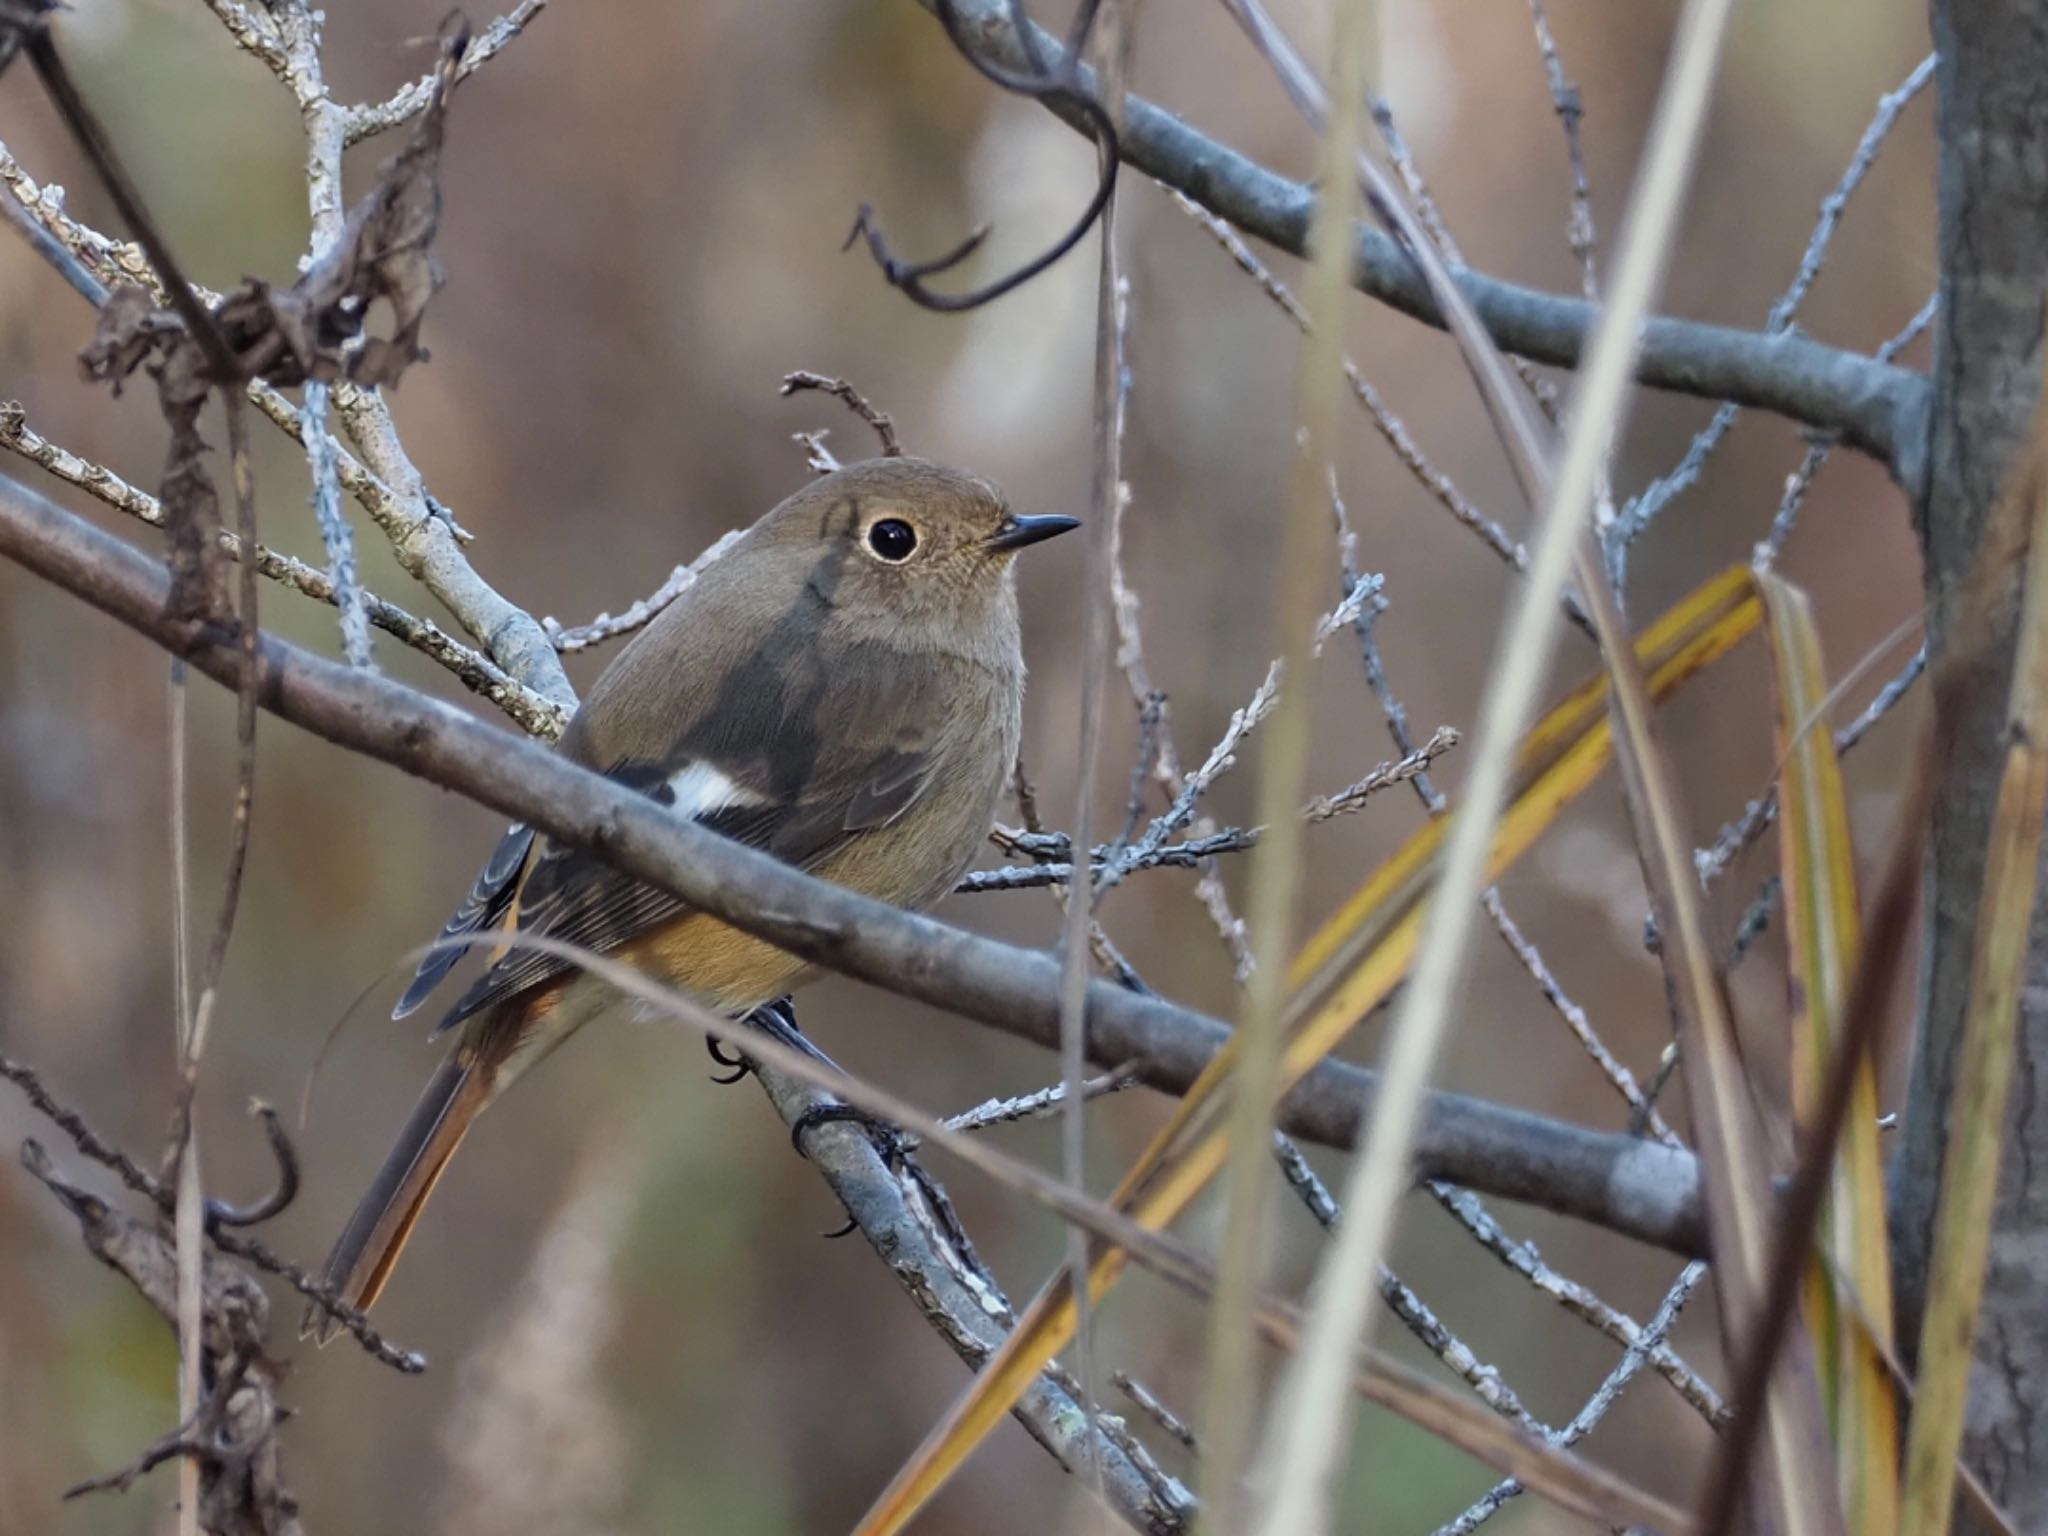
xmin=1893 ymin=0 xmax=2048 ymax=1526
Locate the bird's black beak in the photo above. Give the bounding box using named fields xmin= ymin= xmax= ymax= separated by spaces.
xmin=987 ymin=513 xmax=1081 ymax=551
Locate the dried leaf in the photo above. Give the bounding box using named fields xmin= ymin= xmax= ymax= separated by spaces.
xmin=290 ymin=19 xmax=468 ymax=387
xmin=1758 ymin=566 xmax=1899 ymax=1536
xmin=77 ymin=282 xmax=177 ymax=391
xmin=211 ymin=20 xmax=470 ymax=391
xmin=80 ymin=284 xmax=230 ymax=624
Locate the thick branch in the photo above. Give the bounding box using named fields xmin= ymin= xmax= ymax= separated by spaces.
xmin=0 ymin=473 xmax=1710 ymax=1258
xmin=750 ymin=1071 xmax=1188 ymax=1532
xmin=926 ymin=0 xmax=1930 ymax=480
xmin=1892 ymin=1 xmax=2048 ymax=1528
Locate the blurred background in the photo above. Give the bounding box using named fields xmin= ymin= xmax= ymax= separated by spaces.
xmin=0 ymin=0 xmax=1934 ymax=1531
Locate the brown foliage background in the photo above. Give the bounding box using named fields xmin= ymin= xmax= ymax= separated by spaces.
xmin=0 ymin=1 xmax=1931 ymax=1531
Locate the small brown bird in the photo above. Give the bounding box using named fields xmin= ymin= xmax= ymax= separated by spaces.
xmin=311 ymin=456 xmax=1075 ymax=1326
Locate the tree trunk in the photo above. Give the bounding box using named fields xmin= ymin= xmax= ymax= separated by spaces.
xmin=1893 ymin=0 xmax=2048 ymax=1526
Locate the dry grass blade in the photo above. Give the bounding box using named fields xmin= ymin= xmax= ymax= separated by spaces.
xmin=1195 ymin=0 xmax=1374 ymax=1526
xmin=1899 ymin=373 xmax=2048 ymax=1536
xmin=1696 ymin=737 xmax=1929 ymax=1536
xmin=1757 ymin=566 xmax=1900 ymax=1535
xmin=405 ymin=930 xmax=1688 ymax=1536
xmin=1053 ymin=5 xmax=1131 ymax=1498
xmin=1217 ymin=0 xmax=1554 ymax=525
xmin=1231 ymin=0 xmax=1778 ymax=1523
xmin=846 ymin=566 xmax=1760 ymax=1536
xmin=1235 ymin=0 xmax=1838 ymax=1520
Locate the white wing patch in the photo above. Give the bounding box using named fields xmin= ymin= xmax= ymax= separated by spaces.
xmin=666 ymin=760 xmax=763 ymax=822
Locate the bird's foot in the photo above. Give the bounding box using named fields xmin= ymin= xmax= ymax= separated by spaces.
xmin=789 ymin=1098 xmax=922 ymax=1238
xmin=708 ymin=996 xmax=827 ymax=1084
xmin=789 ymin=1099 xmax=920 ymax=1169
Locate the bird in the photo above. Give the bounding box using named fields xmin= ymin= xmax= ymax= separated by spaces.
xmin=308 ymin=456 xmax=1076 ymax=1331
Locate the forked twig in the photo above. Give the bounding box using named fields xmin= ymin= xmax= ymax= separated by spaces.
xmin=781 ymin=370 xmax=901 ymax=457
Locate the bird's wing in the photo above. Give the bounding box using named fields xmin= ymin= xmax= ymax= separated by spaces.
xmin=414 ymin=645 xmax=957 ymax=1033
xmin=391 ymin=822 xmax=537 ymax=1020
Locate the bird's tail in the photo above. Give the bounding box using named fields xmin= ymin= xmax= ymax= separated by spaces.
xmin=303 ymin=1049 xmax=491 ymax=1341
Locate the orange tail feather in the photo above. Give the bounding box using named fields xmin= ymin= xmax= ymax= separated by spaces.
xmin=303 ymin=1051 xmax=491 ymax=1340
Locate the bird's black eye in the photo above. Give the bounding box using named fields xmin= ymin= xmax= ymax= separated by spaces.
xmin=867 ymin=518 xmax=918 ymax=563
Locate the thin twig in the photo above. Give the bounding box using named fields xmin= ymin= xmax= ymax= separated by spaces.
xmin=200 ymin=394 xmax=260 ymax=1006
xmin=1096 ymin=578 xmax=1379 ymax=898
xmin=0 ymin=401 xmax=563 ymax=730
xmin=1431 ymin=1185 xmax=1725 ymax=1424
xmin=167 ymin=652 xmax=203 ymax=1536
xmin=942 ymin=1065 xmax=1144 ymax=1133
xmin=1058 ymin=3 xmax=1131 ymax=1493
xmin=1176 ymin=195 xmax=1529 ymax=579
xmin=1524 ymin=0 xmax=1597 ymax=295
xmin=0 ymin=1052 xmax=424 ymax=1372
xmin=543 ymin=530 xmax=742 ymax=654
xmin=305 ymin=381 xmax=372 ymax=668
xmin=1272 ymin=1139 xmax=1550 ymax=1435
xmin=1613 ymin=54 xmax=1937 ymax=554
xmin=0 ymin=162 xmax=107 ymax=302
xmin=1366 ymin=95 xmax=1562 ymax=415
xmin=1483 ymin=892 xmax=1677 ymax=1141
xmin=1692 ymin=636 xmax=1928 ymax=893
xmin=342 ymin=0 xmax=548 ymax=144
xmin=780 ymin=371 xmax=901 ymax=457
xmin=1763 ymin=292 xmax=1938 ymax=556
xmin=1114 ymin=1371 xmax=1200 ymax=1454
xmin=850 ymin=0 xmax=1120 ymax=313
xmin=1431 ymin=1262 xmax=1709 ymax=1536
xmin=200 ymin=0 xmax=287 ymax=72
xmin=1101 ymin=292 xmax=1255 ymax=971
xmin=967 ymin=732 xmax=1456 ymax=893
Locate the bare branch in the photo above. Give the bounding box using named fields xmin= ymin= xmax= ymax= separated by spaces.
xmin=1613 ymin=54 xmax=1937 ymax=553
xmin=1430 ymin=1261 xmax=1710 ymax=1536
xmin=943 ymin=1064 xmax=1144 ymax=1133
xmin=1763 ymin=292 xmax=1938 ymax=557
xmin=1177 ymin=195 xmax=1530 ymax=577
xmin=1114 ymin=1372 xmax=1199 ymax=1453
xmin=200 ymin=0 xmax=288 ymax=76
xmin=543 ymin=530 xmax=742 ymax=654
xmin=1272 ymin=1138 xmax=1550 ymax=1435
xmin=780 ymin=370 xmax=901 ymax=457
xmin=1 ymin=1051 xmax=425 ymax=1372
xmin=0 ymin=159 xmax=105 ymax=302
xmin=305 ymin=381 xmax=372 ymax=668
xmin=1431 ymin=1185 xmax=1725 ymax=1424
xmin=920 ymin=0 xmax=1929 ymax=476
xmin=343 ymin=0 xmax=548 ymax=145
xmin=848 ymin=0 xmax=1119 ymax=313
xmin=0 ymin=402 xmax=566 ymax=733
xmin=747 ymin=1056 xmax=1188 ymax=1534
xmin=0 ymin=129 xmax=574 ymax=714
xmin=1524 ymin=0 xmax=1597 ymax=295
